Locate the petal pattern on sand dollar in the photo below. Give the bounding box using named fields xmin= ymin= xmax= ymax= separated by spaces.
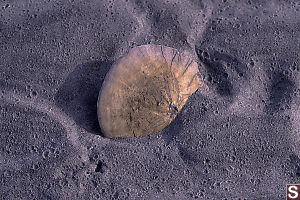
xmin=97 ymin=44 xmax=207 ymax=138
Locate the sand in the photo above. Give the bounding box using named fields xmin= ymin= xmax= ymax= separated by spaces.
xmin=0 ymin=0 xmax=299 ymax=199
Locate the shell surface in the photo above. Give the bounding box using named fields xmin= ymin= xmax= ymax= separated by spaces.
xmin=97 ymin=44 xmax=206 ymax=138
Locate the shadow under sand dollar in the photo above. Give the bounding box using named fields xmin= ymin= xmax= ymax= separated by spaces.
xmin=55 ymin=60 xmax=112 ymax=135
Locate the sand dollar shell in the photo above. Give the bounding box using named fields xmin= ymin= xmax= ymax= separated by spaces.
xmin=97 ymin=44 xmax=206 ymax=138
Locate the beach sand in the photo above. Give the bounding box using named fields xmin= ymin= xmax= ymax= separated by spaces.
xmin=0 ymin=0 xmax=299 ymax=199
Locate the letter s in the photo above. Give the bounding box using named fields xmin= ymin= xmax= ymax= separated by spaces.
xmin=288 ymin=186 xmax=298 ymax=199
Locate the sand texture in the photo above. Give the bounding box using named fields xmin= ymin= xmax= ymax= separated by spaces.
xmin=0 ymin=0 xmax=299 ymax=199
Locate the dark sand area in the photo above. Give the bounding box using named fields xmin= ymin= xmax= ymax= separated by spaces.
xmin=0 ymin=0 xmax=299 ymax=199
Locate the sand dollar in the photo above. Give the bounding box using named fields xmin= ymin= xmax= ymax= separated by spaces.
xmin=97 ymin=44 xmax=207 ymax=138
